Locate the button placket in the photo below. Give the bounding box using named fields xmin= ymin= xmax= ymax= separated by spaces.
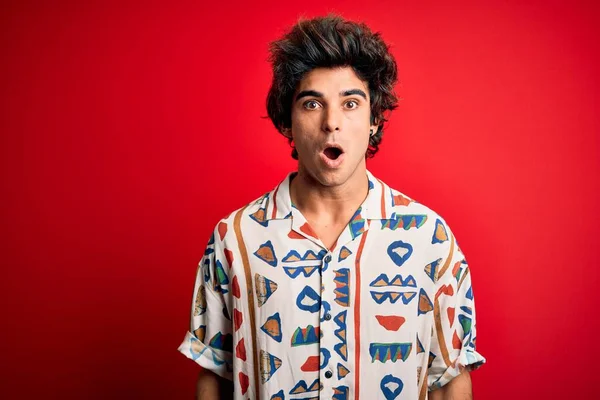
xmin=319 ymin=251 xmax=335 ymax=397
xmin=322 ymin=253 xmax=332 ymax=326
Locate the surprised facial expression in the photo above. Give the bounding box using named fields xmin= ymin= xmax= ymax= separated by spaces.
xmin=289 ymin=66 xmax=379 ymax=187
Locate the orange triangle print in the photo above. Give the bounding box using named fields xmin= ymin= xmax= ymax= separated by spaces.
xmin=394 ymin=193 xmax=412 ymax=206
xmin=435 ymin=223 xmax=448 ymax=242
xmin=288 ymin=229 xmax=304 ymax=239
xmin=373 ymin=293 xmax=385 ymax=301
xmin=300 ymin=222 xmax=318 ymax=239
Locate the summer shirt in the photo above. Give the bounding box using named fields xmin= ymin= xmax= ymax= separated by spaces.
xmin=178 ymin=169 xmax=485 ymax=399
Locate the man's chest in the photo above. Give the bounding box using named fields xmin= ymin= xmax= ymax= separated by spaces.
xmin=230 ymin=222 xmax=439 ymax=335
xmin=220 ymin=211 xmax=449 ymax=399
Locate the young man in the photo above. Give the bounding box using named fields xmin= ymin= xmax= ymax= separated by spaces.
xmin=178 ymin=14 xmax=485 ymax=400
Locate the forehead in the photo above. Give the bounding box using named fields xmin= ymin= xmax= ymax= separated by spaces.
xmin=295 ymin=66 xmax=368 ymax=94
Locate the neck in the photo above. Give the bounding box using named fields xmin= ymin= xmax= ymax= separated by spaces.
xmin=290 ymin=164 xmax=369 ymax=223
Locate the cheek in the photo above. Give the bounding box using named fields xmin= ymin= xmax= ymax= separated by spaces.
xmin=292 ymin=113 xmax=318 ymax=132
xmin=295 ymin=136 xmax=319 ymax=155
xmin=291 ymin=122 xmax=319 ymax=149
xmin=348 ymin=127 xmax=371 ymax=150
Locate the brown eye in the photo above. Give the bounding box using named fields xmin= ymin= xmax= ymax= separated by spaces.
xmin=345 ymin=100 xmax=358 ymax=109
xmin=303 ymin=100 xmax=320 ymax=110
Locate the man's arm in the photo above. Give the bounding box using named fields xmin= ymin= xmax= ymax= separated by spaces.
xmin=196 ymin=368 xmax=234 ymax=400
xmin=426 ymin=220 xmax=485 ymax=397
xmin=429 ymin=369 xmax=472 ymax=400
xmin=177 ymin=222 xmax=235 ymax=398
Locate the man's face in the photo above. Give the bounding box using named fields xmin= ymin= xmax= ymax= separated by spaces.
xmin=289 ymin=66 xmax=378 ymax=187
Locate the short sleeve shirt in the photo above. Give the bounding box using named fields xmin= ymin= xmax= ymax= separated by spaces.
xmin=178 ymin=170 xmax=485 ymax=399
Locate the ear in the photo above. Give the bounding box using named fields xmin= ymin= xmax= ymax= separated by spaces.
xmin=281 ymin=127 xmax=292 ymax=139
xmin=369 ymin=118 xmax=381 ymax=137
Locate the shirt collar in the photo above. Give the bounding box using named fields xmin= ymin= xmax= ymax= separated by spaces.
xmin=263 ymin=169 xmax=399 ymax=221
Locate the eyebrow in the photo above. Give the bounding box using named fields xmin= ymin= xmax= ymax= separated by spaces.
xmin=295 ymin=88 xmax=368 ymax=102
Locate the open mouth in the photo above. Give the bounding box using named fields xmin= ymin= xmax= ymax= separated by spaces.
xmin=323 ymin=146 xmax=344 ymax=160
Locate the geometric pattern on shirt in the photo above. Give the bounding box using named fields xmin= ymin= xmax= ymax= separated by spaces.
xmin=261 ymin=312 xmax=282 ymax=342
xmin=337 ymin=363 xmax=350 ymax=379
xmin=334 ymin=311 xmax=348 ymax=361
xmin=254 ymin=240 xmax=277 ymax=267
xmin=369 ymin=343 xmax=412 ymax=363
xmin=381 ymin=214 xmax=428 ymax=231
xmin=338 ymin=246 xmax=353 ymax=261
xmin=320 ymin=348 xmax=331 ymax=369
xmin=369 ymin=273 xmax=417 ymax=305
xmin=369 ymin=273 xmax=417 ymax=288
xmin=424 ymin=258 xmax=443 ymax=283
xmin=416 ymin=334 xmax=425 ymax=354
xmin=349 ymin=207 xmax=366 ymax=239
xmin=333 ymin=385 xmax=350 ymax=400
xmin=432 ymin=219 xmax=448 ymax=244
xmin=296 ymin=285 xmax=320 ymax=313
xmin=333 ymin=268 xmax=350 ymax=307
xmin=380 ymin=374 xmax=404 ymax=399
xmin=260 ymin=349 xmax=282 ymax=384
xmin=209 ymin=332 xmax=233 ymax=352
xmin=417 ymin=288 xmax=434 ymax=315
xmin=282 ymin=249 xmax=327 ymax=278
xmin=291 ymin=325 xmax=320 ymax=346
xmin=282 ymin=249 xmax=327 ymax=263
xmin=387 ymin=240 xmax=413 ymax=267
xmin=255 ymin=274 xmax=278 ymax=307
xmin=189 ymin=335 xmax=226 ymax=365
xmin=375 ymin=315 xmax=406 ymax=331
xmin=214 ymin=260 xmax=229 ymax=294
xmin=193 ymin=285 xmax=206 ymax=316
xmin=370 ymin=291 xmax=417 ymax=305
xmin=289 ymin=378 xmax=320 ymax=394
xmin=249 ymin=198 xmax=269 ymax=228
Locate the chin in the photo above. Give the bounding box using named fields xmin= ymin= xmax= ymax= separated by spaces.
xmin=314 ymin=171 xmax=347 ymax=187
xmin=306 ymin=159 xmax=362 ymax=188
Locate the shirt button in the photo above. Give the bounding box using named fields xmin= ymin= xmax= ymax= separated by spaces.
xmin=324 ymin=370 xmax=333 ymax=379
xmin=324 ymin=313 xmax=332 ymax=321
xmin=324 ymin=254 xmax=332 ymax=263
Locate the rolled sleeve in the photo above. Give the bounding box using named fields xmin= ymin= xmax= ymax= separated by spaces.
xmin=427 ymin=226 xmax=486 ymax=391
xmin=177 ymin=229 xmax=234 ymax=381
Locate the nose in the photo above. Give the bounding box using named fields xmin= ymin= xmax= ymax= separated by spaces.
xmin=321 ymin=106 xmax=342 ymax=133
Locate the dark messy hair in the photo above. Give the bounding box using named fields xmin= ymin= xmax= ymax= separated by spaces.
xmin=266 ymin=14 xmax=399 ymax=159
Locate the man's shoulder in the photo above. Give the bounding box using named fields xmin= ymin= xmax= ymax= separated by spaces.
xmin=386 ymin=184 xmax=445 ymax=221
xmin=388 ymin=180 xmax=460 ymax=233
xmin=211 ymin=190 xmax=274 ymax=231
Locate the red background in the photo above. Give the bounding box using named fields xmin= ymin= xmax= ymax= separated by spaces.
xmin=2 ymin=0 xmax=599 ymax=398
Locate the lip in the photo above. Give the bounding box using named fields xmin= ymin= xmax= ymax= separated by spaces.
xmin=319 ymin=143 xmax=345 ymax=169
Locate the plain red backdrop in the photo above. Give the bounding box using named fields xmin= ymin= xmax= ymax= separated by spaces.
xmin=2 ymin=0 xmax=599 ymax=398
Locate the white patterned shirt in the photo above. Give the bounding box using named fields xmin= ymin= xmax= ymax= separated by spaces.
xmin=178 ymin=170 xmax=485 ymax=399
